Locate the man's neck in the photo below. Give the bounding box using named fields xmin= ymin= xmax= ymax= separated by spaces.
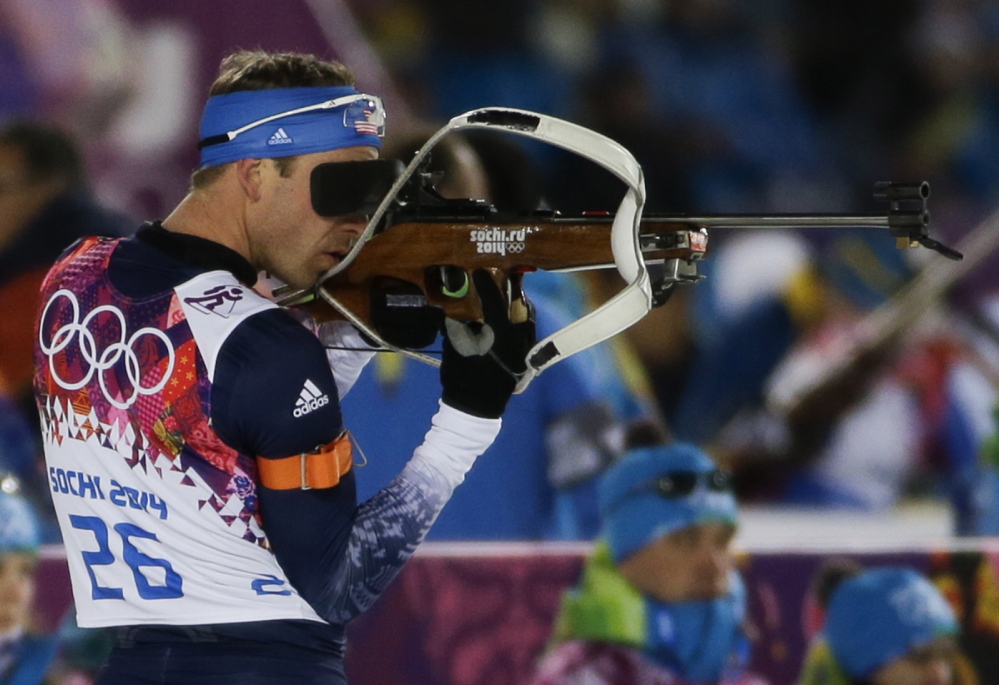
xmin=162 ymin=189 xmax=250 ymax=263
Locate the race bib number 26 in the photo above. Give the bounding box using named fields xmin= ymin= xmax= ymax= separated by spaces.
xmin=70 ymin=515 xmax=184 ymax=601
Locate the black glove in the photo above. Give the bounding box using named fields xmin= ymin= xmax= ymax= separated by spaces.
xmin=440 ymin=270 xmax=536 ymax=418
xmin=367 ymin=278 xmax=444 ymax=349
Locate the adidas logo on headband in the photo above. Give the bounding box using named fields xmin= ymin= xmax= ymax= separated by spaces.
xmin=267 ymin=128 xmax=293 ymax=146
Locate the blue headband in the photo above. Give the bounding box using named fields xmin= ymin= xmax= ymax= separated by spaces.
xmin=598 ymin=443 xmax=738 ymax=563
xmin=198 ymin=86 xmax=384 ymax=167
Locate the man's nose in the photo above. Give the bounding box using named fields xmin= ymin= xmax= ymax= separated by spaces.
xmin=334 ymin=216 xmax=367 ymax=250
xmin=699 ymin=544 xmax=730 ymax=585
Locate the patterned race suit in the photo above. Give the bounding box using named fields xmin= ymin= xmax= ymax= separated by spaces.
xmin=33 ymin=224 xmax=498 ymax=684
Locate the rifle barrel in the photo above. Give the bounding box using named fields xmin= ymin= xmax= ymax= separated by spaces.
xmin=641 ymin=214 xmax=901 ymax=229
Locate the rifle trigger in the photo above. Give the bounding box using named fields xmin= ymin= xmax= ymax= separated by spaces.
xmin=439 ymin=266 xmax=470 ymax=298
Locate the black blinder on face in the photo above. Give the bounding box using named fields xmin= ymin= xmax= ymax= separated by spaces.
xmin=310 ymin=159 xmax=404 ymax=217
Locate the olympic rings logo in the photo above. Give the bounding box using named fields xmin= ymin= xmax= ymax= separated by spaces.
xmin=39 ymin=289 xmax=176 ymax=409
xmin=506 ymin=242 xmax=525 ymax=254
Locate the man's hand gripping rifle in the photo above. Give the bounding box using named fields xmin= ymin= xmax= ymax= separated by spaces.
xmin=275 ymin=107 xmax=961 ymax=392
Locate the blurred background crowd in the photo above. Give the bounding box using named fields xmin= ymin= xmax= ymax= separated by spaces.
xmin=6 ymin=0 xmax=999 ymax=532
xmin=9 ymin=0 xmax=999 ymax=220
xmin=5 ymin=0 xmax=999 ymax=682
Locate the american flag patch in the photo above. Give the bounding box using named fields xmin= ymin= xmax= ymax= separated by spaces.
xmin=352 ymin=108 xmax=378 ymax=134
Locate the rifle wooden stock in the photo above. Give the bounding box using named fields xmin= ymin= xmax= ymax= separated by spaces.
xmin=297 ymin=218 xmax=707 ymax=325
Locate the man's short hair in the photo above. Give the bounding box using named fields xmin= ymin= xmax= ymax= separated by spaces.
xmin=0 ymin=119 xmax=85 ymax=190
xmin=191 ymin=50 xmax=356 ymax=190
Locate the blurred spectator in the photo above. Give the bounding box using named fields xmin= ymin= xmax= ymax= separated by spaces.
xmin=0 ymin=119 xmax=134 ymax=524
xmin=0 ymin=120 xmax=135 ymax=397
xmin=661 ymin=226 xmax=996 ymax=521
xmin=342 ymin=125 xmax=658 ymax=539
xmin=529 ymin=425 xmax=766 ymax=685
xmin=928 ymin=547 xmax=999 ymax=684
xmin=796 ymin=563 xmax=976 ymax=685
xmin=0 ymin=473 xmax=59 ymax=685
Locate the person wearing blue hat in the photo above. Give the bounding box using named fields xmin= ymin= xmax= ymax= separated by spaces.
xmin=797 ymin=565 xmax=976 ymax=685
xmin=530 ymin=426 xmax=767 ymax=685
xmin=32 ymin=49 xmax=534 ymax=684
xmin=0 ymin=474 xmax=60 ymax=685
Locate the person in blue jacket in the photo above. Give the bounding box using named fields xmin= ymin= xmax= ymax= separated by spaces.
xmin=529 ymin=426 xmax=766 ymax=685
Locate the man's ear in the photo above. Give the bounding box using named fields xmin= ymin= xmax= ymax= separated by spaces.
xmin=234 ymin=158 xmax=264 ymax=202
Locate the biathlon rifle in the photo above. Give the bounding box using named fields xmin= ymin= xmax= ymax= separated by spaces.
xmin=275 ymin=108 xmax=961 ymax=392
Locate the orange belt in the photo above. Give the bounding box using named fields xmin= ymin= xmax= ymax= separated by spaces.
xmin=257 ymin=432 xmax=353 ymax=490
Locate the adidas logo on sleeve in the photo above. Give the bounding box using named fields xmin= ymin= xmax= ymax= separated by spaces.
xmin=293 ymin=379 xmax=330 ymax=417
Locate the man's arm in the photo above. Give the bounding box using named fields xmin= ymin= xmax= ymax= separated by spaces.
xmin=313 ymin=402 xmax=500 ymax=621
xmin=315 ymin=270 xmax=533 ymax=620
xmin=214 ymin=272 xmax=532 ymax=623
